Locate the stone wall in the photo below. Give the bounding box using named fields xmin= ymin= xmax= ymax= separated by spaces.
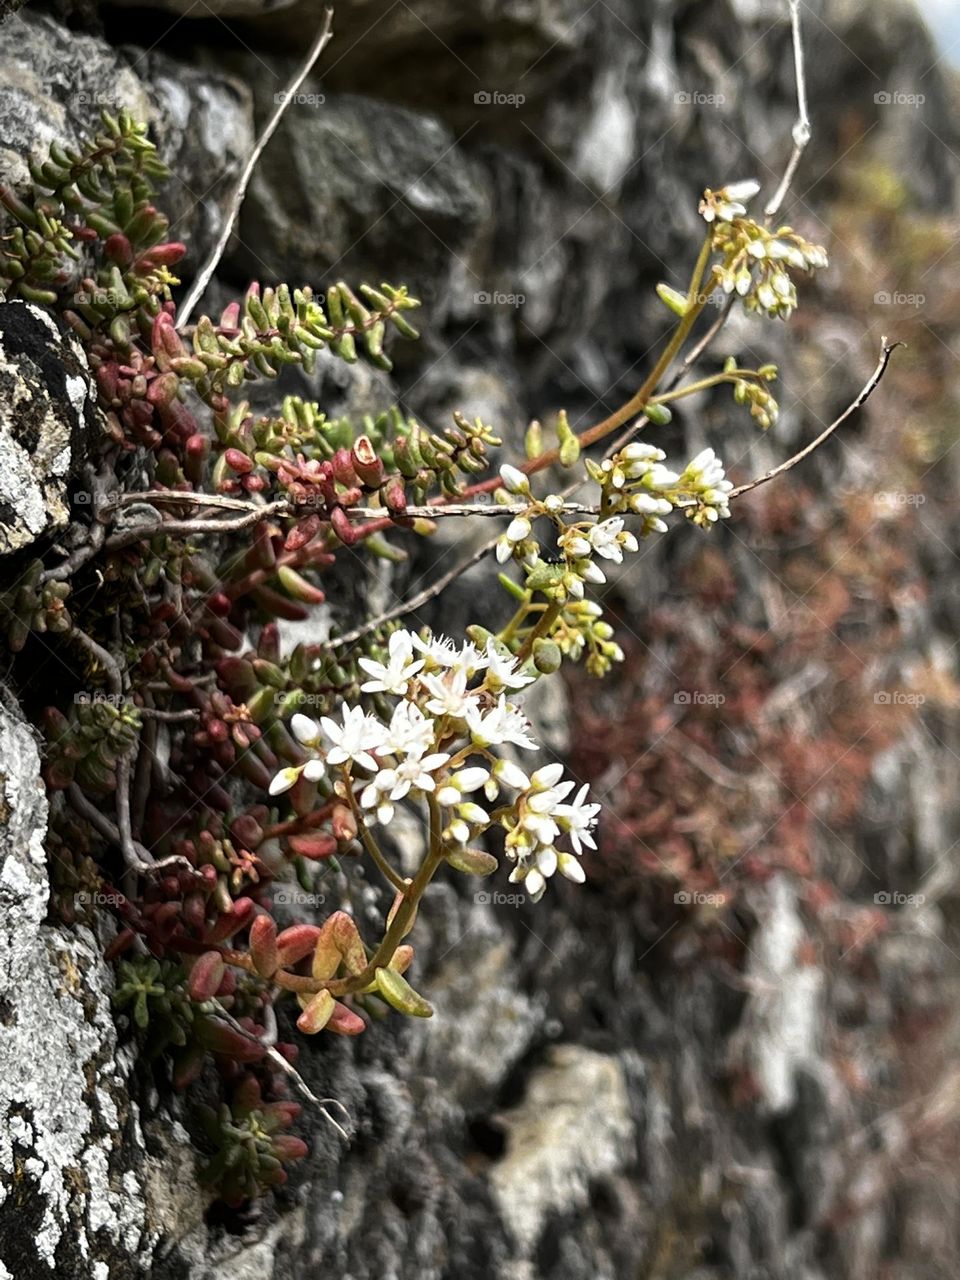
xmin=0 ymin=1 xmax=958 ymax=1277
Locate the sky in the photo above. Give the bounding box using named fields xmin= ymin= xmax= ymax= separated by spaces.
xmin=917 ymin=0 xmax=960 ymax=67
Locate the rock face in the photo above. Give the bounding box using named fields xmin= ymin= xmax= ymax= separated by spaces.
xmin=0 ymin=1 xmax=959 ymax=1278
xmin=0 ymin=12 xmax=254 ymax=262
xmin=0 ymin=694 xmax=151 ymax=1279
xmin=0 ymin=301 xmax=101 ymax=556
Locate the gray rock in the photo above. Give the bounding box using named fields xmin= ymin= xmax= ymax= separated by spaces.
xmin=0 ymin=301 xmax=102 ymax=556
xmin=0 ymin=692 xmax=151 ymax=1276
xmin=490 ymin=1044 xmax=633 ymax=1258
xmin=0 ymin=12 xmax=255 ymax=263
xmin=0 ymin=0 xmax=958 ymax=1277
xmin=237 ymin=93 xmax=491 ymax=316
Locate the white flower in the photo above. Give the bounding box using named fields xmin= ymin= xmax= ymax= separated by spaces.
xmin=436 ymin=766 xmax=491 ymax=806
xmin=413 ymin=633 xmax=487 ymax=678
xmin=382 ymin=700 xmax=436 ymax=758
xmin=629 ymin=492 xmax=673 ymax=517
xmin=320 ymin=704 xmax=387 ymax=772
xmin=360 ymin=770 xmax=398 ymax=825
xmin=510 ymin=862 xmax=547 ymax=902
xmin=423 ymin=668 xmax=480 ymax=719
xmin=465 ymin=695 xmax=538 ymax=750
xmin=724 ymin=179 xmax=762 ymax=202
xmin=388 ymin=752 xmax=450 ymax=800
xmin=554 ymin=782 xmax=600 ymax=855
xmin=699 ymin=179 xmax=760 ymax=223
xmin=286 ymin=714 xmax=327 ymax=784
xmin=493 ymin=758 xmax=531 ymax=790
xmin=499 ymin=463 xmax=530 ymax=495
xmin=359 ymin=751 xmax=450 ymax=824
xmin=358 ymin=630 xmax=424 ymax=695
xmin=496 ymin=514 xmax=533 ymax=565
xmin=445 ymin=818 xmax=471 ymax=845
xmin=291 ymin=713 xmax=321 ymax=746
xmin=483 ymin=638 xmax=535 ymax=691
xmin=561 ymin=531 xmax=591 ymax=558
xmin=557 ymin=852 xmax=586 ymax=883
xmin=458 ymin=801 xmax=490 ymax=825
xmin=618 ymin=442 xmax=667 ymax=481
xmin=530 ymin=763 xmax=564 ymax=789
xmin=269 ymin=765 xmax=302 ymax=796
xmin=589 ymin=517 xmax=638 ymax=562
xmin=643 ymin=463 xmax=681 ymax=489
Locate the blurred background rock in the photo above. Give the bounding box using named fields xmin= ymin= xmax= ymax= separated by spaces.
xmin=0 ymin=1 xmax=959 ymax=1278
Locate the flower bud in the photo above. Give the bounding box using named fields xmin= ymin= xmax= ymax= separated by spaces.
xmin=499 ymin=463 xmax=530 ymax=495
xmin=533 ymin=638 xmax=562 ymax=673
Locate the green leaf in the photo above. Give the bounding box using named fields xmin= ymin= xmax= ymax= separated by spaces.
xmin=375 ymin=967 xmax=433 ymax=1018
xmin=656 ymin=282 xmax=689 ymax=316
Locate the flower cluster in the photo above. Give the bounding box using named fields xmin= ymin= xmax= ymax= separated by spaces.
xmin=675 ymin=447 xmax=735 ymax=526
xmin=586 ymin=442 xmax=735 ymax=531
xmin=557 ymin=517 xmax=639 ymax=593
xmin=268 ymin=630 xmax=597 ymax=901
xmin=699 ymin=179 xmax=828 ymax=320
xmin=725 ymin=357 xmax=780 ymax=430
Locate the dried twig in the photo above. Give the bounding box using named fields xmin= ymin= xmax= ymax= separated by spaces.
xmin=137 ymin=706 xmax=201 ymax=722
xmin=72 ymin=626 xmax=123 ymax=697
xmin=106 ymin=491 xmax=282 ymax=513
xmin=329 ymin=535 xmax=498 ymax=650
xmin=176 ymin=7 xmax=336 ymax=329
xmin=114 ymin=749 xmax=142 ymax=871
xmin=764 ymin=0 xmax=811 ymax=221
xmin=105 ymin=510 xmax=284 ymax=550
xmin=729 ymin=341 xmax=903 ymax=500
xmin=208 ymin=999 xmax=352 ymax=1142
xmin=66 ymin=783 xmax=189 ymax=875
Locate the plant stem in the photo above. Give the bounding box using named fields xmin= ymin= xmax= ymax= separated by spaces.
xmin=500 ymin=594 xmax=532 ymax=645
xmin=516 ymin=602 xmax=561 ymax=662
xmin=346 ymin=784 xmax=406 ymax=892
xmin=650 ymin=369 xmax=768 ymax=403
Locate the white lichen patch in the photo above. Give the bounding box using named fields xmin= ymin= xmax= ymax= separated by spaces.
xmin=491 ymin=1044 xmax=633 ymax=1257
xmin=0 ymin=303 xmax=97 ymax=555
xmin=0 ymin=705 xmax=153 ymax=1270
xmin=741 ymin=874 xmax=824 ymax=1114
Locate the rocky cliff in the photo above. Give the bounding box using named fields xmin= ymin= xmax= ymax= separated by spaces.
xmin=1 ymin=1 xmax=959 ymax=1278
